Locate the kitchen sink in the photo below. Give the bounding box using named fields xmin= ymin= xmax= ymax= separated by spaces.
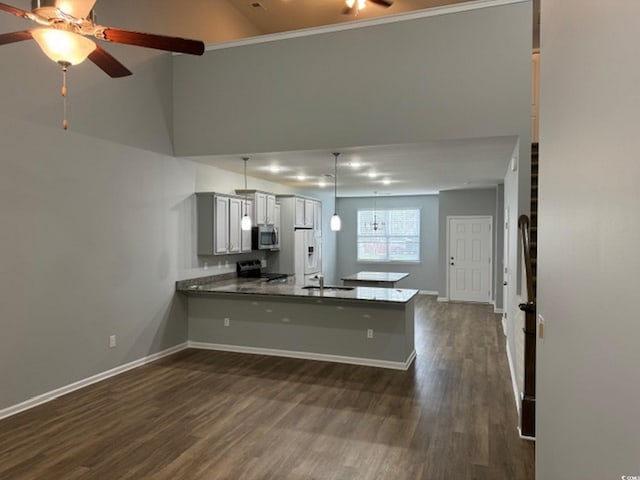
xmin=301 ymin=285 xmax=355 ymax=291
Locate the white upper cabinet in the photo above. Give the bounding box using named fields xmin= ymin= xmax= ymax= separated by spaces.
xmin=237 ymin=190 xmax=276 ymax=225
xmin=255 ymin=192 xmax=267 ymax=224
xmin=266 ymin=194 xmax=276 ymax=225
xmin=197 ymin=192 xmax=251 ymax=255
xmin=228 ymin=197 xmax=242 ymax=254
xmin=294 ymin=197 xmax=306 ymax=227
xmin=214 ymin=195 xmax=231 ymax=255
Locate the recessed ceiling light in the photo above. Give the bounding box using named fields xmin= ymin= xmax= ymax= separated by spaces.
xmin=297 ymin=174 xmax=307 ymax=181
xmin=318 ymin=180 xmax=327 ymax=188
xmin=269 ymin=165 xmax=281 ymax=173
xmin=350 ymin=161 xmax=362 ymax=168
xmin=368 ymin=172 xmax=378 ymax=179
xmin=382 ymin=179 xmax=391 ymax=185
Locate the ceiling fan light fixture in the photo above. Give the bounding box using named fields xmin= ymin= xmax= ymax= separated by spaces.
xmin=345 ymin=0 xmax=366 ymax=9
xmin=32 ymin=28 xmax=96 ymax=65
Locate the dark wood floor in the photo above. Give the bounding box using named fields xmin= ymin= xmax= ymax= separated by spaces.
xmin=0 ymin=296 xmax=534 ymax=480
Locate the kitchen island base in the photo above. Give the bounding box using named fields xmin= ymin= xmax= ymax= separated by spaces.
xmin=187 ymin=294 xmax=416 ymax=370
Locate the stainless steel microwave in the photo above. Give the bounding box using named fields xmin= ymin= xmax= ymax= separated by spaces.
xmin=252 ymin=225 xmax=279 ymax=250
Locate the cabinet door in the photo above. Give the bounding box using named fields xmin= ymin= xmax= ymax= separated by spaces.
xmin=241 ymin=199 xmax=253 ymax=252
xmin=273 ymin=204 xmax=281 ymax=250
xmin=294 ymin=197 xmax=305 ymax=227
xmin=313 ymin=200 xmax=322 ymax=231
xmin=228 ymin=197 xmax=242 ymax=254
xmin=304 ymin=199 xmax=314 ymax=227
xmin=255 ymin=192 xmax=267 ymax=225
xmin=214 ymin=196 xmax=229 ymax=254
xmin=196 ymin=194 xmax=214 ymax=255
xmin=266 ymin=194 xmax=276 ymax=225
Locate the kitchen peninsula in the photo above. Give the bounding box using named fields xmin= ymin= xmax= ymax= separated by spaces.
xmin=177 ymin=276 xmax=419 ymax=370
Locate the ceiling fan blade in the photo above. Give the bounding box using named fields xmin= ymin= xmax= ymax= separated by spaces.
xmin=369 ymin=0 xmax=393 ymax=6
xmin=342 ymin=6 xmax=355 ymax=15
xmin=100 ymin=28 xmax=205 ymax=56
xmin=88 ymin=45 xmax=132 ymax=78
xmin=0 ymin=2 xmax=30 ymax=18
xmin=0 ymin=30 xmax=32 ymax=46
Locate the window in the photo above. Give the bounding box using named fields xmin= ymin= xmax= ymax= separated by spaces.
xmin=357 ymin=208 xmax=420 ymax=262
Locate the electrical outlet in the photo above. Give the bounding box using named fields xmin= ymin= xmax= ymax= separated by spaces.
xmin=224 ymin=318 xmax=230 ymax=327
xmin=367 ymin=329 xmax=374 ymax=339
xmin=109 ymin=335 xmax=117 ymax=348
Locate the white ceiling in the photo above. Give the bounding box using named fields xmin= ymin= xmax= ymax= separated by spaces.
xmin=226 ymin=0 xmax=481 ymax=35
xmin=188 ymin=136 xmax=517 ymax=197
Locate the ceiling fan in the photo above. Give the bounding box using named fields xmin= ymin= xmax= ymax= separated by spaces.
xmin=0 ymin=0 xmax=205 ymax=128
xmin=342 ymin=0 xmax=393 ymax=15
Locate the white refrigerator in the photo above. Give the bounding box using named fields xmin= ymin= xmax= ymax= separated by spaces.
xmin=294 ymin=229 xmax=321 ymax=285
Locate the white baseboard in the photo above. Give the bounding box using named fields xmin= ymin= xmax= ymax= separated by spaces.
xmin=0 ymin=342 xmax=188 ymax=421
xmin=501 ymin=313 xmax=507 ymax=336
xmin=437 ymin=296 xmax=448 ymax=302
xmin=506 ymin=340 xmax=521 ymax=414
xmin=419 ymin=290 xmax=438 ymax=296
xmin=188 ymin=341 xmax=416 ymax=371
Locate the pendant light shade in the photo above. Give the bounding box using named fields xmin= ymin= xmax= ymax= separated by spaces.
xmin=241 ymin=157 xmax=252 ymax=231
xmin=330 ymin=214 xmax=342 ymax=231
xmin=331 ymin=152 xmax=341 ymax=232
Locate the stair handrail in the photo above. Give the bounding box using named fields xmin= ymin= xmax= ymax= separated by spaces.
xmin=518 ymin=214 xmax=536 ymax=306
xmin=518 ymin=213 xmax=537 ymax=437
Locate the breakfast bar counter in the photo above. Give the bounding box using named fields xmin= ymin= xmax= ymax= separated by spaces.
xmin=177 ymin=275 xmax=418 ymax=370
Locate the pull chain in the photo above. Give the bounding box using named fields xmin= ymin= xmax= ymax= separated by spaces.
xmin=60 ymin=61 xmax=70 ymax=130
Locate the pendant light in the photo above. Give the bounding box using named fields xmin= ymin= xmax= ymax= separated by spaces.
xmin=330 ymin=152 xmax=342 ymax=232
xmin=364 ymin=191 xmax=386 ymax=232
xmin=241 ymin=157 xmax=252 ymax=231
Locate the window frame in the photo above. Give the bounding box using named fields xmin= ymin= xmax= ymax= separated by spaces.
xmin=356 ymin=207 xmax=421 ymax=264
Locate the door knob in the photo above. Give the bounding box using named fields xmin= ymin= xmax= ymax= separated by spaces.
xmin=450 ymin=262 xmax=454 ymax=266
xmin=504 ymin=282 xmax=508 ymax=286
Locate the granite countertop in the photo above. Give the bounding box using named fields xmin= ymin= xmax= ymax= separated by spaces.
xmin=176 ymin=276 xmax=418 ymax=304
xmin=341 ymin=271 xmax=410 ymax=282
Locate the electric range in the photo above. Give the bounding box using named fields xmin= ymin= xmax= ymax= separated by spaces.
xmin=236 ymin=259 xmax=288 ymax=282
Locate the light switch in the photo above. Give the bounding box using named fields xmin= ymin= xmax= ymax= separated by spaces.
xmin=538 ymin=314 xmax=545 ymax=339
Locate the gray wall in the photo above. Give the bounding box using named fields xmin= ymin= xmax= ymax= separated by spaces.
xmin=172 ymin=2 xmax=532 ymax=170
xmin=335 ymin=195 xmax=439 ymax=292
xmin=537 ymin=1 xmax=640 ymax=478
xmin=0 ymin=1 xmax=269 ymax=413
xmin=438 ymin=188 xmax=501 ymax=301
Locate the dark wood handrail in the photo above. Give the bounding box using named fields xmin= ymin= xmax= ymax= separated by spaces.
xmin=518 ymin=213 xmax=536 ymax=438
xmin=518 ymin=214 xmax=536 ymax=304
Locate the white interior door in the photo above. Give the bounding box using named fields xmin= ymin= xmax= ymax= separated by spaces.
xmin=448 ymin=216 xmax=492 ymax=303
